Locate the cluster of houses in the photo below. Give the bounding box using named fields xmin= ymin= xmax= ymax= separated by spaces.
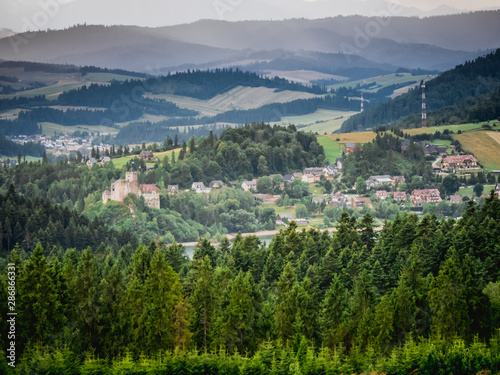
xmin=10 ymin=133 xmax=113 ymax=158
xmin=400 ymin=139 xmax=448 ymax=156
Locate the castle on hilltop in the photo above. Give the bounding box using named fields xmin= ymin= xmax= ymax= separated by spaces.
xmin=102 ymin=172 xmax=160 ymax=209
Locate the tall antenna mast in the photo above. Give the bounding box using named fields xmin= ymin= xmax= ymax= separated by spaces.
xmin=421 ymin=81 xmax=427 ymax=128
xmin=360 ymin=92 xmax=364 ymax=112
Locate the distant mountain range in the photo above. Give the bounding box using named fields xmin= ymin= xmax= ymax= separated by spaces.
xmin=0 ymin=11 xmax=498 ymax=76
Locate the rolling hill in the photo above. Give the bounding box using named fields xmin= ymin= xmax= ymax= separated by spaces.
xmin=1 ymin=11 xmax=499 ymax=74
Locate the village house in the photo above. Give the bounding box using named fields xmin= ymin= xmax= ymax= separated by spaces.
xmin=303 ymin=167 xmax=325 ymax=177
xmin=323 ymin=165 xmax=338 ymax=180
xmin=440 ymin=155 xmax=478 ymax=172
xmin=87 ymin=157 xmax=97 ymax=167
xmin=375 ymin=190 xmax=388 ymax=200
xmin=100 ymin=156 xmax=111 ymax=166
xmin=449 ymin=195 xmax=463 ymax=204
xmin=302 ymin=174 xmax=316 ymax=183
xmin=411 ymin=189 xmax=443 ymax=207
xmin=495 ymin=183 xmax=500 ymax=198
xmin=345 ymin=142 xmax=356 ymax=153
xmin=366 ymin=175 xmax=393 ymax=189
xmin=351 ymin=196 xmax=373 ymax=210
xmin=392 ymin=176 xmax=406 ymax=185
xmin=331 ymin=192 xmax=348 ymax=207
xmin=312 ymin=195 xmax=330 ymax=204
xmin=393 ymin=191 xmax=407 ymax=202
xmin=252 ymin=194 xmax=277 ymax=203
xmin=192 ymin=182 xmax=211 ymax=194
xmin=335 ymin=158 xmax=343 ymax=170
xmin=209 ymin=180 xmax=225 ymax=189
xmin=167 ymin=185 xmax=179 ymax=195
xmin=276 ymin=213 xmax=294 ymax=225
xmin=283 ymin=174 xmax=294 ymax=183
xmin=292 ymin=172 xmax=303 ymax=180
xmin=139 ymin=150 xmax=154 ymax=160
xmin=241 ymin=179 xmax=258 ymax=192
xmin=401 ymin=139 xmax=411 ymax=152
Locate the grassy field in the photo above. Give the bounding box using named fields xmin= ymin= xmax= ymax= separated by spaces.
xmin=404 ymin=122 xmax=491 ymax=135
xmin=82 ymin=72 xmax=143 ymax=82
xmin=276 ymin=109 xmax=357 ymax=134
xmin=146 ymin=86 xmax=322 ymax=117
xmin=41 ymin=122 xmax=119 ymax=137
xmin=317 ymin=135 xmax=342 ymax=163
xmin=0 ymin=155 xmax=42 ymax=163
xmin=263 ymin=70 xmax=348 ymax=86
xmin=111 ymin=148 xmax=181 ymax=169
xmin=324 ymin=131 xmax=380 ymax=145
xmin=458 ymin=185 xmax=495 ymax=197
xmin=328 ymin=73 xmax=433 ymax=92
xmin=455 ymin=131 xmax=500 ymax=171
xmin=309 ymin=183 xmax=325 ymax=195
xmin=0 ymin=82 xmax=86 ymax=100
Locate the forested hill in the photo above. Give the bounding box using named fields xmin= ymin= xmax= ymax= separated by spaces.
xmin=341 ymin=49 xmax=500 ymax=132
xmin=58 ymin=68 xmax=325 ymax=105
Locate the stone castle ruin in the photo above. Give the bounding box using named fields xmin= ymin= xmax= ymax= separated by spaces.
xmin=102 ymin=172 xmax=160 ymax=209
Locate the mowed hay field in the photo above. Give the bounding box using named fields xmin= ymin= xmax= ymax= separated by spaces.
xmin=324 ymin=131 xmax=379 ymax=145
xmin=317 ymin=135 xmax=342 ymax=163
xmin=455 ymin=131 xmax=500 ymax=170
xmin=145 ymin=86 xmax=322 ymax=116
xmin=278 ymin=109 xmax=357 ymax=134
xmin=405 ymin=122 xmax=487 ymax=136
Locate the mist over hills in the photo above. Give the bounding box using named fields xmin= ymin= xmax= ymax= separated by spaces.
xmin=0 ymin=11 xmax=498 ymax=75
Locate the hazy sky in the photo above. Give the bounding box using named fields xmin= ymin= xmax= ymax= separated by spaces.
xmin=2 ymin=0 xmax=499 ymax=32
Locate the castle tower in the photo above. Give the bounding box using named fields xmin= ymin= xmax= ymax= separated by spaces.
xmin=360 ymin=92 xmax=364 ymax=112
xmin=421 ymin=81 xmax=427 ymax=128
xmin=125 ymin=172 xmax=138 ymax=195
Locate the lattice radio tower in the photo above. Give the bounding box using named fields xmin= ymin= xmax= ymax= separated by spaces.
xmin=421 ymin=81 xmax=427 ymax=128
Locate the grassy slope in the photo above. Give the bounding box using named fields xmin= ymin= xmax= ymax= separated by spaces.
xmin=317 ymin=135 xmax=342 ymax=163
xmin=275 ymin=109 xmax=357 ymax=134
xmin=404 ymin=122 xmax=487 ymax=135
xmin=324 ymin=131 xmax=380 ymax=145
xmin=328 ymin=73 xmax=432 ymax=92
xmin=145 ymin=86 xmax=322 ymax=117
xmin=455 ymin=131 xmax=500 ymax=170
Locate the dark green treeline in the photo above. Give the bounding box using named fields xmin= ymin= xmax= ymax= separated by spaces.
xmin=1 ymin=193 xmax=500 ymax=374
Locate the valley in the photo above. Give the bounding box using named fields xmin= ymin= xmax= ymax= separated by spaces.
xmin=0 ymin=9 xmax=500 ymax=375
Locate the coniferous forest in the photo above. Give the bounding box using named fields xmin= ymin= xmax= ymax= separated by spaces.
xmin=0 ymin=189 xmax=499 ymax=373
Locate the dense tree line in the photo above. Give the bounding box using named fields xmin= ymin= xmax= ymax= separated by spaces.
xmin=0 ymin=60 xmax=79 ymax=73
xmin=0 ymin=194 xmax=499 ymax=374
xmin=0 ymin=95 xmax=50 ymax=112
xmin=390 ymin=89 xmax=500 ymax=128
xmin=0 ymin=185 xmax=138 ymax=253
xmin=0 ymin=134 xmax=44 ymax=156
xmin=341 ymin=48 xmax=500 ymax=132
xmin=114 ymin=122 xmax=231 ymax=145
xmin=146 ymin=68 xmax=326 ymax=99
xmin=80 ymin=65 xmax=149 ymax=78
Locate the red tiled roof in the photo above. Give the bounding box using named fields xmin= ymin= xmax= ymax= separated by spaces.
xmin=139 ymin=184 xmax=160 ymax=193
